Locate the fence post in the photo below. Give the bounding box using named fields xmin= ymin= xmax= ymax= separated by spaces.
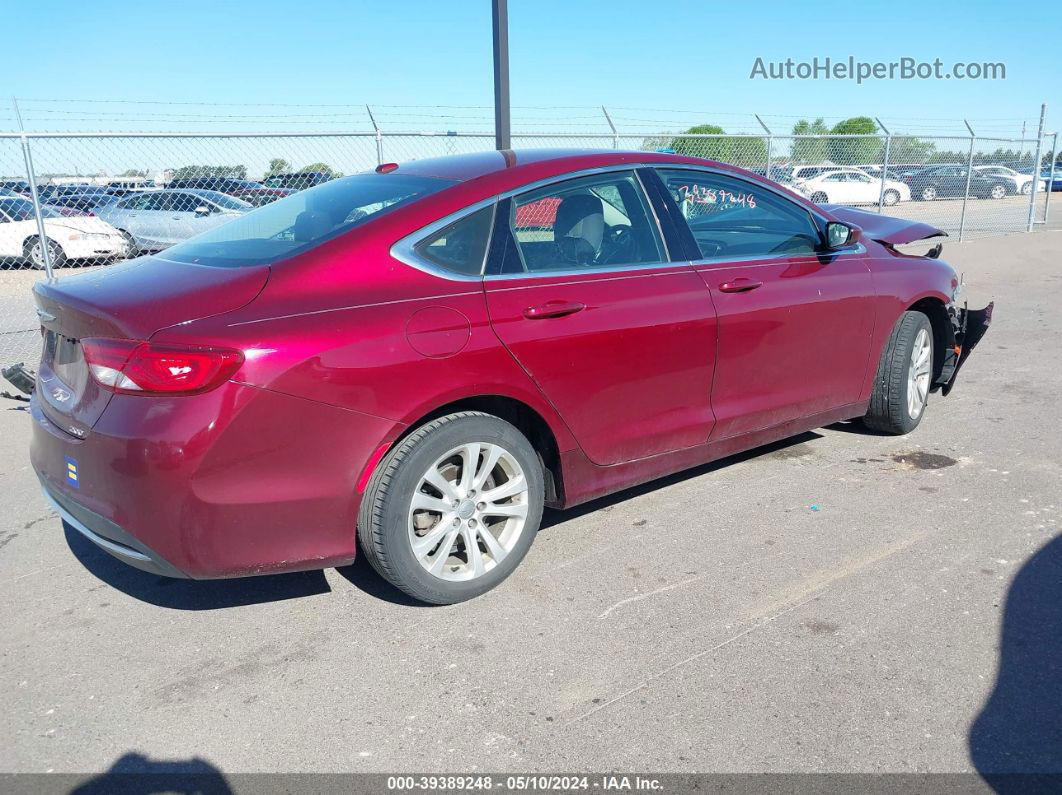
xmin=958 ymin=120 xmax=976 ymax=242
xmin=366 ymin=104 xmax=383 ymax=165
xmin=12 ymin=98 xmax=53 ymax=280
xmin=1026 ymin=103 xmax=1047 ymax=232
xmin=1044 ymin=131 xmax=1058 ymax=226
xmin=601 ymin=106 xmax=619 ymax=149
xmin=754 ymin=115 xmax=772 ymax=179
xmin=876 ymin=118 xmax=891 ymax=214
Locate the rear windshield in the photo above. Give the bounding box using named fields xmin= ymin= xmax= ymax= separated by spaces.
xmin=162 ymin=173 xmax=454 ymax=267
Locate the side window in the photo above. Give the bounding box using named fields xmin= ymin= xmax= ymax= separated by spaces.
xmin=823 ymin=173 xmax=846 ymax=183
xmin=169 ymin=193 xmax=204 ymax=213
xmin=655 ymin=168 xmax=822 ymax=258
xmin=508 ymin=171 xmax=664 ymax=273
xmin=412 ymin=204 xmax=494 ymax=276
xmin=133 ymin=193 xmax=166 ymax=211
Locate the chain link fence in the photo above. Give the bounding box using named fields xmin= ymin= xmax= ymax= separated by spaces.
xmin=1 ymin=128 xmax=1057 ymax=371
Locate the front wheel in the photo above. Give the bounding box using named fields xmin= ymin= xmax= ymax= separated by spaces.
xmin=23 ymin=236 xmax=66 ymax=270
xmin=883 ymin=189 xmax=900 ymax=206
xmin=988 ymin=183 xmax=1007 ymax=200
xmin=358 ymin=412 xmax=544 ymax=604
xmin=920 ymin=185 xmax=938 ymax=201
xmin=863 ymin=312 xmax=934 ymax=435
xmin=1020 ymin=182 xmax=1032 ymax=195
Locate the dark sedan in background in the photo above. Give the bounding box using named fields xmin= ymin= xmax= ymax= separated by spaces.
xmin=904 ymin=165 xmax=1009 ymax=201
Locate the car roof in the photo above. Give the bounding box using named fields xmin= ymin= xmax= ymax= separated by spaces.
xmin=391 ymin=148 xmax=738 ymax=182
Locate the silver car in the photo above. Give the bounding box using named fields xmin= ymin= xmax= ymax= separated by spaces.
xmin=95 ymin=188 xmax=251 ymax=253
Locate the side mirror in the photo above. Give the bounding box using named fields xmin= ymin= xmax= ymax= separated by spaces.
xmin=826 ymin=221 xmax=861 ymax=249
xmin=194 ymin=205 xmax=212 ymax=216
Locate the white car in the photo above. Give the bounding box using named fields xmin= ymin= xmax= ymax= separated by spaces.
xmin=95 ymin=188 xmax=251 ymax=253
xmin=0 ymin=196 xmax=127 ymax=269
xmin=793 ymin=168 xmax=912 ymax=206
xmin=973 ymin=165 xmax=1043 ymax=195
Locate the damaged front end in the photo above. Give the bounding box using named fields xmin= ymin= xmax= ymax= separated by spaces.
xmin=937 ymin=301 xmax=994 ymax=396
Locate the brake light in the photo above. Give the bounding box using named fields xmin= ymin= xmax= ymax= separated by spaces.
xmin=82 ymin=338 xmax=243 ymax=395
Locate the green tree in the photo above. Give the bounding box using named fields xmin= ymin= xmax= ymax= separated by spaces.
xmin=170 ymin=164 xmax=248 ymax=179
xmin=119 ymin=168 xmax=148 ymax=177
xmin=826 ymin=117 xmax=882 ymax=165
xmin=298 ymin=162 xmax=342 ymax=177
xmin=265 ymin=158 xmax=290 ymax=178
xmin=663 ymin=125 xmax=767 ymax=167
xmin=789 ymin=118 xmax=829 ymax=163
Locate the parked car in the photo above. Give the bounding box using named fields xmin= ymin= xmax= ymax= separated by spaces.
xmin=904 ymin=165 xmax=1009 ymax=200
xmin=29 ymin=151 xmax=991 ymax=604
xmin=95 ymin=188 xmax=251 ymax=253
xmin=166 ymin=177 xmax=292 ymax=204
xmin=262 ymin=172 xmax=335 ymax=191
xmin=38 ymin=184 xmax=122 ymax=202
xmin=1041 ymin=166 xmax=1062 ymax=191
xmin=44 ymin=192 xmax=122 ymax=216
xmin=0 ymin=195 xmax=127 ymax=268
xmin=973 ymin=165 xmax=1043 ymax=195
xmin=0 ymin=179 xmax=31 ymax=195
xmin=793 ymin=168 xmax=911 ymax=206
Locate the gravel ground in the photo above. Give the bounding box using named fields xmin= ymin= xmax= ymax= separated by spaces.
xmin=0 ymin=228 xmax=1060 ymax=780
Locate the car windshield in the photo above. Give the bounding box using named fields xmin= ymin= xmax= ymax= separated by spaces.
xmin=187 ymin=190 xmax=251 ymax=210
xmin=0 ymin=197 xmax=60 ymax=220
xmin=162 ymin=172 xmax=455 ymax=267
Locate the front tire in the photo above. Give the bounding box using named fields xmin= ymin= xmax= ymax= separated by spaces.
xmin=920 ymin=185 xmax=938 ymax=201
xmin=988 ymin=183 xmax=1007 ymax=200
xmin=23 ymin=236 xmax=66 ymax=270
xmin=863 ymin=312 xmax=934 ymax=435
xmin=358 ymin=412 xmax=544 ymax=604
xmin=1020 ymin=182 xmax=1032 ymax=195
xmin=883 ymin=189 xmax=900 ymax=206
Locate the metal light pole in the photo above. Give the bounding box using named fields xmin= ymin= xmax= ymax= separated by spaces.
xmin=492 ymin=0 xmax=511 ymax=151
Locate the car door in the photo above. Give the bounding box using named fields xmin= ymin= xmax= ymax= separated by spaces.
xmin=845 ymin=170 xmax=878 ymax=203
xmin=155 ymin=191 xmax=206 ymax=246
xmin=651 ymin=167 xmax=875 ymax=440
xmin=0 ymin=204 xmax=18 ymax=257
xmin=483 ymin=169 xmax=718 ymax=466
xmin=821 ymin=172 xmax=855 ymax=203
xmin=125 ymin=191 xmax=170 ymax=248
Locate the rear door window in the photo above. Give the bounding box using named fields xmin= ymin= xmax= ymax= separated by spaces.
xmin=507 ymin=171 xmax=664 ymax=273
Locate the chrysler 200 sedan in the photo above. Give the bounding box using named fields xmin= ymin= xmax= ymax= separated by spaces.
xmin=30 ymin=150 xmax=992 ymax=604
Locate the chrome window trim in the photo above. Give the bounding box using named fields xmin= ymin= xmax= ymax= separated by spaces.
xmin=689 ymin=242 xmax=867 ymax=269
xmin=391 ymin=162 xmax=858 ymax=283
xmin=390 ymin=196 xmax=499 ymax=283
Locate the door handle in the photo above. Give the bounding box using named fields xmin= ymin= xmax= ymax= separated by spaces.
xmin=718 ymin=279 xmax=763 ymax=293
xmin=523 ymin=300 xmax=586 ymax=319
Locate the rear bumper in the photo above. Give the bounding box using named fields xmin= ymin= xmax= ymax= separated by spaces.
xmin=41 ymin=480 xmax=188 ymax=578
xmin=31 ymin=380 xmax=401 ymax=579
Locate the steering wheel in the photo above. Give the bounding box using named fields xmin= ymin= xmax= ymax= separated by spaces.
xmin=599 ymin=224 xmax=635 ymax=264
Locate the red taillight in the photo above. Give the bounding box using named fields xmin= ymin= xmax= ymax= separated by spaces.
xmin=82 ymin=338 xmax=243 ymax=396
xmin=376 ymin=162 xmax=399 ymax=173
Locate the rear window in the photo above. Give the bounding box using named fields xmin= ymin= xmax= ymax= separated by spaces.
xmin=162 ymin=173 xmax=455 ymax=268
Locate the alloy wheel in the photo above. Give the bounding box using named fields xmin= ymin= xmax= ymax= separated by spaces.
xmin=407 ymin=441 xmax=529 ymax=582
xmin=907 ymin=327 xmax=932 ymax=420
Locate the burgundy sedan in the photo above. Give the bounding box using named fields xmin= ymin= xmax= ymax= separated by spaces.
xmin=30 ymin=150 xmax=991 ymax=604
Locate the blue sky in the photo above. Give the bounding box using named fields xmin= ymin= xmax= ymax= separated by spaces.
xmin=1 ymin=0 xmax=1059 ymax=137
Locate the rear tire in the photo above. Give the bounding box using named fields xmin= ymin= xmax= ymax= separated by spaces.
xmin=1020 ymin=182 xmax=1032 ymax=195
xmin=883 ymin=189 xmax=900 ymax=206
xmin=23 ymin=236 xmax=66 ymax=270
xmin=988 ymin=183 xmax=1007 ymax=200
xmin=863 ymin=311 xmax=934 ymax=435
xmin=920 ymin=185 xmax=938 ymax=201
xmin=358 ymin=412 xmax=544 ymax=605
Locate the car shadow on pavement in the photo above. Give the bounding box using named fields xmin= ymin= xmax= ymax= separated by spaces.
xmin=541 ymin=431 xmax=824 ymax=528
xmin=969 ymin=533 xmax=1062 ymax=791
xmin=64 ymin=525 xmax=332 ymax=610
xmin=334 ymin=555 xmax=432 ymax=607
xmin=69 ymin=752 xmax=232 ymax=794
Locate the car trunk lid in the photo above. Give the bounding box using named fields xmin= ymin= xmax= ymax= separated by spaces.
xmin=32 ymin=256 xmax=268 ymax=435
